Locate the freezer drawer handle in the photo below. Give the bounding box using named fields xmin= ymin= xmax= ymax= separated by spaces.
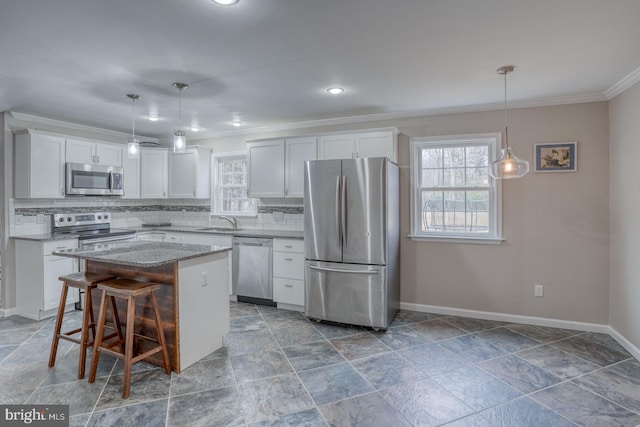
xmin=309 ymin=265 xmax=378 ymax=275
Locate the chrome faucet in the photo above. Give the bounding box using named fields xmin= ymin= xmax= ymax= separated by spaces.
xmin=219 ymin=215 xmax=238 ymax=230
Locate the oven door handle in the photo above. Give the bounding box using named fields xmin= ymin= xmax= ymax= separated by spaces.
xmin=109 ymin=171 xmax=114 ymax=192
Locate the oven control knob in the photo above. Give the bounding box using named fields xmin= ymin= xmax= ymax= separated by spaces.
xmin=58 ymin=217 xmax=64 ymax=222
xmin=104 ymin=214 xmax=109 ymax=219
xmin=67 ymin=217 xmax=72 ymax=222
xmin=97 ymin=215 xmax=102 ymax=220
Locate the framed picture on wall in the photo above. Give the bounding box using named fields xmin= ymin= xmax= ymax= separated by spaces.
xmin=534 ymin=142 xmax=577 ymax=172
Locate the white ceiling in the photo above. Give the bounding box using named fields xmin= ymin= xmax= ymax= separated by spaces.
xmin=1 ymin=0 xmax=640 ymax=140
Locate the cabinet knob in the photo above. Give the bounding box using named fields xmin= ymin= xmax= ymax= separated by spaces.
xmin=284 ymin=245 xmax=293 ymax=248
xmin=284 ymin=284 xmax=294 ymax=288
xmin=285 ymin=257 xmax=293 ymax=261
xmin=61 ymin=188 xmax=64 ymax=196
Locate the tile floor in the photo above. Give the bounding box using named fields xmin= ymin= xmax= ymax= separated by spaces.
xmin=1 ymin=302 xmax=640 ymax=426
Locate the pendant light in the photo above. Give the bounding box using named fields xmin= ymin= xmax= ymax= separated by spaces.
xmin=490 ymin=66 xmax=529 ymax=179
xmin=173 ymin=82 xmax=188 ymax=153
xmin=126 ymin=94 xmax=140 ymax=159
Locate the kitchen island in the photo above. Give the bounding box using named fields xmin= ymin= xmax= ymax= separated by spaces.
xmin=55 ymin=241 xmax=232 ymax=373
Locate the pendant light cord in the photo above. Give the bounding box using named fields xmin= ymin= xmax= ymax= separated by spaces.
xmin=131 ymin=97 xmax=136 ymax=139
xmin=178 ymin=87 xmax=182 ymax=132
xmin=503 ymin=70 xmax=509 ymax=150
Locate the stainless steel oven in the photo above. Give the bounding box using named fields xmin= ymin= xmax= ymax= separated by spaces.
xmin=66 ymin=162 xmax=124 ymax=196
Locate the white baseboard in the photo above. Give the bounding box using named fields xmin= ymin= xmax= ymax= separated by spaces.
xmin=0 ymin=307 xmax=18 ymax=318
xmin=400 ymin=301 xmax=640 ymax=359
xmin=607 ymin=326 xmax=640 ymax=361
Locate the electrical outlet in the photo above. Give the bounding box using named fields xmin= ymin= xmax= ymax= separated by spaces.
xmin=15 ymin=215 xmax=23 ymax=225
xmin=201 ymin=271 xmax=208 ymax=287
xmin=534 ymin=284 xmax=544 ymax=297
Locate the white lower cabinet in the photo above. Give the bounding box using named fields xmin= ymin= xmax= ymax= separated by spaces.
xmin=15 ymin=239 xmax=79 ymax=320
xmin=273 ymin=239 xmax=305 ymax=308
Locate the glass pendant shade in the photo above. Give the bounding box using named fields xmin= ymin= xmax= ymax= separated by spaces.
xmin=173 ymin=130 xmax=186 ymax=153
xmin=127 ymin=137 xmax=140 ymax=159
xmin=126 ymin=94 xmax=140 ymax=159
xmin=490 ymin=147 xmax=529 ymax=179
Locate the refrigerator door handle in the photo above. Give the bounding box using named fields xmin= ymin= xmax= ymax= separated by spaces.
xmin=309 ymin=265 xmax=378 ymax=275
xmin=336 ymin=176 xmax=342 ymax=246
xmin=341 ymin=175 xmax=347 ymax=247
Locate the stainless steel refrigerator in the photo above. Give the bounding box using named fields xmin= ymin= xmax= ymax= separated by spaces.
xmin=304 ymin=157 xmax=400 ymax=329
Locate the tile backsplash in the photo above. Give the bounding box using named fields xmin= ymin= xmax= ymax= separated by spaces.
xmin=10 ymin=197 xmax=303 ymax=236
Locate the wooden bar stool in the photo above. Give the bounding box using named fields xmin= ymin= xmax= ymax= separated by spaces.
xmin=48 ymin=272 xmax=118 ymax=379
xmin=88 ymin=278 xmax=171 ymax=399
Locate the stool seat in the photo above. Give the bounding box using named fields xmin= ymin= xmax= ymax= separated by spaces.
xmin=89 ymin=277 xmax=170 ymax=399
xmin=48 ymin=272 xmax=118 ymax=379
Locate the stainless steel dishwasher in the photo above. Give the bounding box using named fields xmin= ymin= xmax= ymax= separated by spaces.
xmin=232 ymin=237 xmax=275 ymax=306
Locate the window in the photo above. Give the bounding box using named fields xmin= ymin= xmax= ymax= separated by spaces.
xmin=410 ymin=133 xmax=502 ymax=243
xmin=211 ymin=152 xmax=257 ymax=216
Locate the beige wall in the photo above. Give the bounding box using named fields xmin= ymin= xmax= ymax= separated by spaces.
xmin=200 ymin=102 xmax=611 ymax=325
xmin=609 ymin=83 xmax=640 ymax=349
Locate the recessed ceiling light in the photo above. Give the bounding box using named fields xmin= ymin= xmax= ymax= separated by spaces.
xmin=326 ymin=87 xmax=344 ymax=95
xmin=231 ymin=120 xmax=243 ymax=127
xmin=211 ymin=0 xmax=239 ymax=5
xmin=191 ymin=127 xmax=200 ymax=132
xmin=148 ymin=116 xmax=159 ymax=122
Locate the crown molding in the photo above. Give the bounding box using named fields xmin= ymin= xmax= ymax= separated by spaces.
xmin=190 ymin=91 xmax=607 ymax=141
xmin=8 ymin=111 xmax=158 ymax=141
xmin=605 ymin=66 xmax=640 ymax=100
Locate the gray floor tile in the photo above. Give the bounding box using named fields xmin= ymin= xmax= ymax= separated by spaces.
xmin=167 ymin=386 xmax=244 ymax=427
xmin=249 ymin=408 xmax=326 ymax=427
xmin=298 ymin=362 xmax=373 ymax=405
xmin=352 ymin=352 xmax=427 ymax=390
xmin=431 ymin=365 xmax=522 ymax=411
xmin=320 ymin=392 xmax=411 ymax=427
xmin=0 ymin=324 xmax=42 ymax=345
xmin=230 ymin=315 xmax=268 ymax=333
xmin=371 ymin=325 xmax=431 ymax=350
xmin=479 ymin=355 xmax=562 ymax=394
xmin=26 ymin=377 xmax=108 ymax=416
xmin=272 ymin=323 xmax=324 ymax=347
xmin=111 ymin=358 xmax=159 ymax=376
xmin=476 ymin=327 xmax=541 ymax=352
xmin=516 ymin=344 xmax=600 ymax=380
xmin=239 ymin=373 xmax=315 ymax=424
xmin=550 ymin=335 xmax=632 ymax=367
xmin=201 ymin=345 xmax=229 ymax=361
xmin=282 ymin=341 xmax=345 ymax=372
xmin=482 ymin=396 xmax=575 ymax=427
xmin=397 ymin=343 xmax=467 ymax=375
xmin=310 ymin=321 xmax=366 ymax=339
xmin=43 ymin=347 xmax=117 ymax=386
xmin=231 ymin=350 xmax=293 ymax=383
xmin=230 ymin=302 xmax=260 ymax=318
xmin=70 ymin=413 xmax=91 ymax=427
xmin=260 ymin=309 xmax=308 ymax=330
xmin=0 ymin=315 xmax=43 ymax=332
xmin=393 ymin=310 xmax=442 ymax=325
xmin=0 ymin=388 xmax=35 ymax=405
xmin=224 ymin=330 xmax=279 ymax=356
xmin=0 ymin=362 xmax=53 ymax=399
xmin=442 ymin=414 xmax=494 ymax=427
xmin=442 ymin=316 xmax=506 ymax=333
xmin=89 ymin=399 xmax=167 ymax=427
xmin=381 ymin=378 xmax=474 ymax=426
xmin=505 ymin=323 xmax=579 ymax=343
xmin=170 ymin=357 xmax=234 ymax=396
xmin=94 ymin=368 xmax=172 ymax=411
xmin=573 ymin=369 xmax=640 ymax=413
xmin=329 ymin=332 xmax=392 ymax=361
xmin=532 ymin=381 xmax=640 ymax=426
xmin=411 ymin=319 xmax=467 ymax=341
xmin=608 ymin=359 xmax=640 ymax=382
xmin=439 ymin=334 xmax=509 ymax=362
xmin=579 ymin=332 xmax=632 ymax=356
xmin=0 ymin=345 xmax=18 ymax=363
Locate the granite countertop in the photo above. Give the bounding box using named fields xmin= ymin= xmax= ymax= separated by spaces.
xmin=54 ymin=241 xmax=232 ymax=267
xmin=12 ymin=226 xmax=304 ymax=242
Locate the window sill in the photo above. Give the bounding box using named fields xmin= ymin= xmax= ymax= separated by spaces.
xmin=408 ymin=234 xmax=504 ymax=245
xmin=210 ymin=213 xmax=258 ymax=218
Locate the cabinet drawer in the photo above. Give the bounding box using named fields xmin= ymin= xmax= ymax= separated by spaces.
xmin=273 ymin=239 xmax=304 ymax=253
xmin=273 ymin=252 xmax=304 ymax=280
xmin=274 ymin=278 xmax=304 ymax=306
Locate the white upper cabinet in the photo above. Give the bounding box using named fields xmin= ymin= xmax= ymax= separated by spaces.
xmin=66 ymin=138 xmax=122 ymax=167
xmin=168 ymin=147 xmax=211 ymax=199
xmin=285 ymin=137 xmax=317 ymax=198
xmin=122 ymin=148 xmax=140 ymax=199
xmin=247 ymin=140 xmax=286 ymax=198
xmin=318 ymin=129 xmax=397 ymax=162
xmin=14 ymin=130 xmax=66 ymax=199
xmin=140 ymin=148 xmax=168 ymax=198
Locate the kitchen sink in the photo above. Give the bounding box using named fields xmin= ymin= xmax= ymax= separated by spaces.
xmin=196 ymin=227 xmax=241 ymax=233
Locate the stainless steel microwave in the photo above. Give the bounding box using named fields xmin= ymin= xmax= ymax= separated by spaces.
xmin=65 ymin=162 xmax=124 ymax=196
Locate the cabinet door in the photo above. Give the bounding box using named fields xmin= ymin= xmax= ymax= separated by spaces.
xmin=43 ymin=256 xmax=79 ymax=311
xmin=318 ymin=134 xmax=355 ymax=160
xmin=29 ymin=134 xmax=66 ymax=198
xmin=164 ymin=232 xmax=182 ymax=244
xmin=137 ymin=232 xmax=166 ymax=242
xmin=169 ymin=151 xmax=197 ymax=198
xmin=355 ymin=131 xmax=396 ymax=161
xmin=140 ymin=149 xmax=168 ymax=198
xmin=66 ymin=139 xmax=95 ymax=164
xmin=285 ymin=137 xmax=317 ymax=198
xmin=247 ymin=141 xmax=285 ymax=197
xmin=122 ymin=149 xmax=140 ymax=199
xmin=96 ymin=142 xmax=123 ymax=167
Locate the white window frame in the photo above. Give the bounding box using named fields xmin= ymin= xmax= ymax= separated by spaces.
xmin=211 ymin=151 xmax=257 ymax=217
xmin=409 ymin=133 xmax=503 ymax=244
